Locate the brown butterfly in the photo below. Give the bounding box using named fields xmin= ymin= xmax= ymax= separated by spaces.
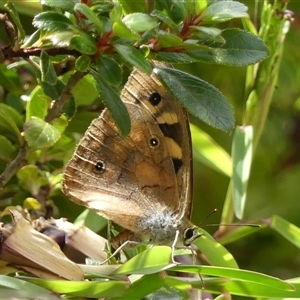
xmin=62 ymin=61 xmax=200 ymax=261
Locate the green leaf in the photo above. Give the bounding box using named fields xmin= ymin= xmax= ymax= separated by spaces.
xmin=201 ymin=1 xmax=248 ymax=24
xmin=156 ymin=32 xmax=183 ymax=47
xmin=112 ymin=20 xmax=140 ymax=40
xmin=96 ymin=56 xmax=122 ymax=87
xmin=169 ymin=0 xmax=189 ymax=20
xmin=121 ymin=273 xmax=165 ymax=299
xmin=232 ymin=126 xmax=253 ymax=219
xmin=4 ymin=2 xmax=25 ymax=43
xmin=153 ymin=67 xmax=235 ymax=131
xmin=40 ymin=0 xmax=75 ymax=10
xmin=114 ymin=246 xmax=175 ymax=275
xmin=26 ymin=89 xmax=49 ymax=121
xmin=69 ymin=35 xmax=97 ymax=55
xmin=188 ymin=29 xmax=269 ymax=66
xmin=71 ymin=74 xmax=98 ymax=106
xmin=41 ymin=79 xmax=65 ymax=101
xmin=0 ymin=275 xmax=56 ymax=298
xmin=24 ymin=117 xmax=62 ymax=150
xmin=33 ymin=11 xmax=73 ymax=31
xmin=114 ymin=44 xmax=152 ymax=74
xmin=194 ymin=233 xmax=238 ymax=268
xmin=216 ymin=220 xmax=263 ymax=245
xmin=17 ymin=165 xmax=48 ymax=195
xmin=0 ymin=64 xmax=22 ymax=93
xmin=171 ymin=265 xmax=294 ymax=293
xmin=90 ymin=69 xmax=131 ymax=137
xmin=75 ymin=55 xmax=91 ymax=72
xmin=0 ymin=103 xmax=22 ymax=129
xmin=27 ymin=279 xmax=128 ymax=298
xmin=0 ymin=135 xmax=17 ymax=162
xmin=0 ymin=103 xmax=22 ymax=144
xmin=74 ymin=3 xmax=105 ymax=34
xmin=270 ymin=215 xmax=300 ymax=249
xmin=191 ymin=124 xmax=232 ymax=176
xmin=217 ymin=28 xmax=268 ymax=65
xmin=110 ymin=2 xmax=123 ymax=23
xmin=122 ymin=13 xmax=158 ymax=33
xmin=118 ymin=0 xmax=146 ymax=14
xmin=151 ymin=10 xmax=178 ymax=32
xmin=152 ymin=51 xmax=197 ymax=63
xmin=40 ymin=51 xmax=57 ymax=85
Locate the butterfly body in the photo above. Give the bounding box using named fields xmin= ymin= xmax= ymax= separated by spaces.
xmin=63 ymin=61 xmax=199 ymax=254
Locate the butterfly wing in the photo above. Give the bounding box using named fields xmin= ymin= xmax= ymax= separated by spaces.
xmin=62 ymin=62 xmax=193 ymax=232
xmin=124 ymin=62 xmax=193 ymax=219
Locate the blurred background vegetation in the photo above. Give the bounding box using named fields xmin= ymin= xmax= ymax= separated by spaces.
xmin=0 ymin=0 xmax=299 ymax=287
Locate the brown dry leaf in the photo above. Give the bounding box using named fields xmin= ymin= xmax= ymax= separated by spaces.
xmin=1 ymin=210 xmax=84 ymax=281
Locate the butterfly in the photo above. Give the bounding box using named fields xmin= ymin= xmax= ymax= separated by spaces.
xmin=62 ymin=61 xmax=200 ymax=262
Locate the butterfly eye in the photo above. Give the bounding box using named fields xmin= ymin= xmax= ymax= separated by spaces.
xmin=148 ymin=92 xmax=161 ymax=106
xmin=94 ymin=161 xmax=106 ymax=173
xmin=149 ymin=137 xmax=159 ymax=147
xmin=183 ymin=227 xmax=201 ymax=246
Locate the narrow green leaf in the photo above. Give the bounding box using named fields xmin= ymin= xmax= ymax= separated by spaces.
xmin=0 ymin=275 xmax=55 ymax=297
xmin=113 ymin=246 xmax=175 ymax=275
xmin=232 ymin=126 xmax=253 ymax=219
xmin=27 ymin=279 xmax=128 ymax=298
xmin=122 ymin=13 xmax=158 ymax=33
xmin=0 ymin=135 xmax=17 ymax=162
xmin=194 ymin=233 xmax=238 ymax=268
xmin=191 ymin=124 xmax=232 ymax=176
xmin=24 ymin=117 xmax=62 ymax=150
xmin=217 ymin=278 xmax=297 ymax=298
xmin=171 ymin=265 xmax=294 ymax=292
xmin=40 ymin=51 xmax=57 ymax=85
xmin=270 ymin=215 xmax=300 ymax=250
xmin=114 ymin=44 xmax=152 ymax=74
xmin=215 ymin=220 xmax=263 ymax=245
xmin=90 ymin=69 xmax=131 ymax=137
xmin=153 ymin=67 xmax=235 ymax=131
xmin=201 ymin=1 xmax=248 ymax=24
xmin=121 ymin=273 xmax=165 ymax=300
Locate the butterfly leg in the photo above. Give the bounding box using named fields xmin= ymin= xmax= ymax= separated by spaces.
xmin=100 ymin=240 xmax=140 ymax=265
xmin=171 ymin=230 xmax=180 ymax=264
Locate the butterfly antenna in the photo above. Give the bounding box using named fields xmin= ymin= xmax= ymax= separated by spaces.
xmin=198 ymin=208 xmax=261 ymax=228
xmin=196 ymin=208 xmax=218 ymax=228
